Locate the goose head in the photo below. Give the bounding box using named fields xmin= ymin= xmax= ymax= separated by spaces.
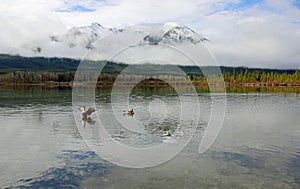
xmin=80 ymin=106 xmax=86 ymax=113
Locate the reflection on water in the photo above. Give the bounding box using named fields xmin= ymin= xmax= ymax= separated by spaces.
xmin=0 ymin=86 xmax=299 ymax=188
xmin=16 ymin=150 xmax=108 ymax=189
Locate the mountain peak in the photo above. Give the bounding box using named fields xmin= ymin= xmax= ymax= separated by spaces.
xmin=51 ymin=22 xmax=107 ymax=49
xmin=90 ymin=22 xmax=104 ymax=30
xmin=143 ymin=24 xmax=208 ymax=45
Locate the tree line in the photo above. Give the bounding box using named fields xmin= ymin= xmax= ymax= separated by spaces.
xmin=0 ymin=69 xmax=300 ymax=84
xmin=221 ymin=68 xmax=300 ymax=83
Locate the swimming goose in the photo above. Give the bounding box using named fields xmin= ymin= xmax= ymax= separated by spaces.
xmin=163 ymin=131 xmax=171 ymax=136
xmin=123 ymin=109 xmax=134 ymax=116
xmin=80 ymin=106 xmax=96 ymax=118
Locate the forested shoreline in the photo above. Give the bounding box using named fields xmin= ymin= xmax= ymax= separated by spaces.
xmin=0 ymin=54 xmax=299 ymax=87
xmin=0 ymin=69 xmax=300 ymax=87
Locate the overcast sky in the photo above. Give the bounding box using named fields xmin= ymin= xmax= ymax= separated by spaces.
xmin=0 ymin=0 xmax=300 ymax=69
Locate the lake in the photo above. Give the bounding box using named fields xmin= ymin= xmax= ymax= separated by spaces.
xmin=0 ymin=86 xmax=299 ymax=188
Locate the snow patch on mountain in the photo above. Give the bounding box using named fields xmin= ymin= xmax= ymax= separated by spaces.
xmin=50 ymin=22 xmax=108 ymax=49
xmin=143 ymin=23 xmax=208 ymax=45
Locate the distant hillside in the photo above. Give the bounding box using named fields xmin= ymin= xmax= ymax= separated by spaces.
xmin=0 ymin=54 xmax=297 ymax=75
xmin=0 ymin=54 xmax=79 ymax=72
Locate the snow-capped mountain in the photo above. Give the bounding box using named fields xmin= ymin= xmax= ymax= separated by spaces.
xmin=50 ymin=22 xmax=121 ymax=49
xmin=143 ymin=24 xmax=208 ymax=45
xmin=4 ymin=22 xmax=208 ymax=61
xmin=49 ymin=22 xmax=207 ymax=50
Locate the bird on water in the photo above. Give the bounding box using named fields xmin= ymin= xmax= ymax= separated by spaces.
xmin=80 ymin=106 xmax=96 ymax=118
xmin=123 ymin=109 xmax=134 ymax=116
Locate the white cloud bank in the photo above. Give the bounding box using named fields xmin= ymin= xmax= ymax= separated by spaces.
xmin=0 ymin=0 xmax=299 ymax=69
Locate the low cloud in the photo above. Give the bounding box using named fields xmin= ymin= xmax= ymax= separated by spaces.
xmin=0 ymin=0 xmax=299 ymax=69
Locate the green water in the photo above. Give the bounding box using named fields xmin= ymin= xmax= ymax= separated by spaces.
xmin=0 ymin=86 xmax=299 ymax=188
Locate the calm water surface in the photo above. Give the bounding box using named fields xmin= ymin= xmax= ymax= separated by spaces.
xmin=0 ymin=87 xmax=299 ymax=188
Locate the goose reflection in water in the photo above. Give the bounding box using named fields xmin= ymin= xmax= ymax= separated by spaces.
xmin=81 ymin=116 xmax=96 ymax=127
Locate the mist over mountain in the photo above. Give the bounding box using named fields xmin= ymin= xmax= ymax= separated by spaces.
xmin=51 ymin=22 xmax=208 ymax=49
xmin=1 ymin=22 xmax=208 ymax=65
xmin=2 ymin=20 xmax=298 ymax=69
